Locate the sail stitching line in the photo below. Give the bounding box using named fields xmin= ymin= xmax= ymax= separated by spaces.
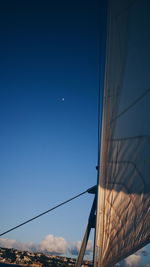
xmin=109 ymin=87 xmax=150 ymax=125
xmin=109 ymin=160 xmax=146 ymax=190
xmin=111 ymin=135 xmax=150 ymax=141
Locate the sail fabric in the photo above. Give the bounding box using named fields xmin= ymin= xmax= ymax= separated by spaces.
xmin=94 ymin=0 xmax=150 ymax=266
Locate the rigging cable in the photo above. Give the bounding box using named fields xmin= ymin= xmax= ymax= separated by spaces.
xmin=0 ymin=188 xmax=93 ymax=237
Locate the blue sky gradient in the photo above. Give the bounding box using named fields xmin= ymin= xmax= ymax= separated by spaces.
xmin=0 ymin=0 xmax=101 ymax=243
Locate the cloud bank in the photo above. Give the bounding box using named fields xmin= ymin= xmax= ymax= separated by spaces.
xmin=0 ymin=238 xmax=35 ymax=252
xmin=68 ymin=240 xmax=93 ymax=256
xmin=0 ymin=235 xmax=93 ymax=256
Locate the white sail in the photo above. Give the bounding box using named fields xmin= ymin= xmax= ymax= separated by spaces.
xmin=94 ymin=0 xmax=150 ymax=266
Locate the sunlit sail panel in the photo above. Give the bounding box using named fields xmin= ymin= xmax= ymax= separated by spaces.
xmin=94 ymin=0 xmax=150 ymax=266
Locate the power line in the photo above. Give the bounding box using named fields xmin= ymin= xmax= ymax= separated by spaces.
xmin=0 ymin=188 xmax=94 ymax=237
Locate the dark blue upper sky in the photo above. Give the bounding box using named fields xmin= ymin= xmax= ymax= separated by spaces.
xmin=0 ymin=0 xmax=105 ymax=245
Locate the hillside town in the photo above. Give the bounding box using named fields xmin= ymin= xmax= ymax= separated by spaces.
xmin=0 ymin=247 xmax=91 ymax=267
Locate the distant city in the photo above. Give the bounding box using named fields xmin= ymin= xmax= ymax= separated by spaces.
xmin=0 ymin=247 xmax=91 ymax=267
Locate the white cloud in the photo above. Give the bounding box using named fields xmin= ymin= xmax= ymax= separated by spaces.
xmin=124 ymin=253 xmax=141 ymax=266
xmin=39 ymin=234 xmax=68 ymax=254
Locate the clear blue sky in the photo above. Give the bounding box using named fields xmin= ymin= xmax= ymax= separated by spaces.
xmin=0 ymin=0 xmax=149 ymax=265
xmin=0 ymin=0 xmax=101 ymax=243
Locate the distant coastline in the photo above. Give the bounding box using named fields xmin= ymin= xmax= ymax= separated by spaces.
xmin=0 ymin=247 xmax=91 ymax=267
